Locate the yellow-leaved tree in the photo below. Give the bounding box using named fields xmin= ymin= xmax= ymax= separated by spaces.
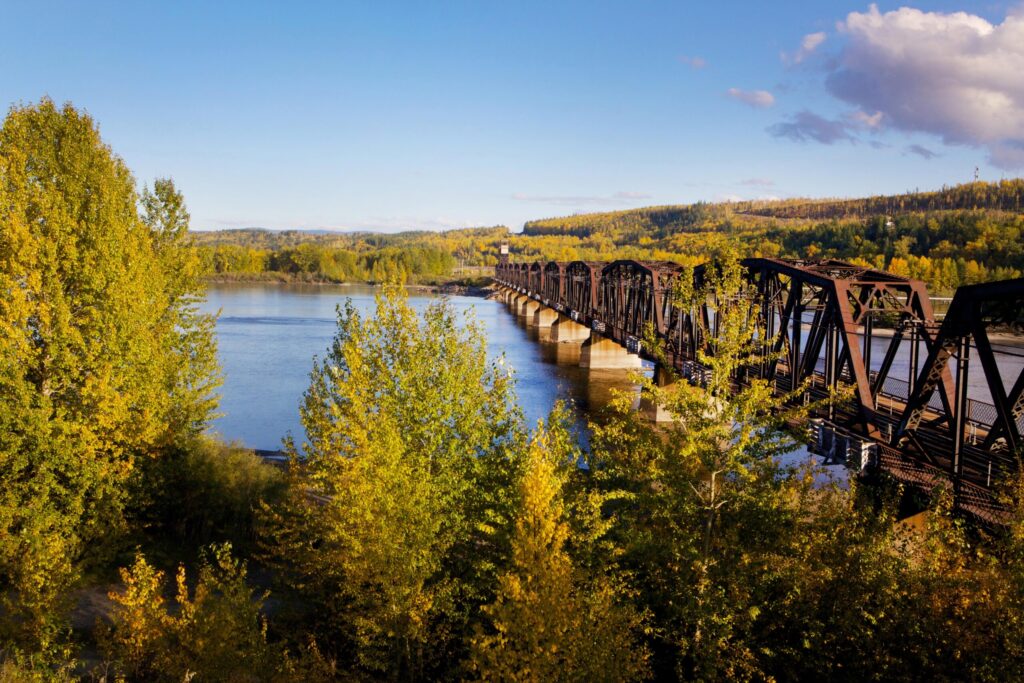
xmin=470 ymin=419 xmax=649 ymax=682
xmin=101 ymin=544 xmax=282 ymax=681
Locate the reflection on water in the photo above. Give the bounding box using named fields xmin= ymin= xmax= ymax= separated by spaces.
xmin=201 ymin=283 xmax=643 ymax=450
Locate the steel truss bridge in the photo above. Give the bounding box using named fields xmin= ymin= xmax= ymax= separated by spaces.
xmin=494 ymin=257 xmax=1024 ymax=524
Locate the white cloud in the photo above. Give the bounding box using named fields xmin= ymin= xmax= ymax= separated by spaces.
xmin=726 ymin=88 xmax=776 ymax=108
xmin=803 ymin=31 xmax=827 ymax=51
xmin=782 ymin=31 xmax=827 ymax=65
xmin=826 ymin=4 xmax=1024 ymax=168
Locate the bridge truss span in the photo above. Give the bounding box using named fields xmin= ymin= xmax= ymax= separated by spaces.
xmin=495 ymin=254 xmax=1024 ymax=524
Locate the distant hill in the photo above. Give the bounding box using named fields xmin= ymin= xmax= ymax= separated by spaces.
xmin=523 ymin=180 xmax=1024 ymax=238
xmin=191 ymin=228 xmax=366 ymax=250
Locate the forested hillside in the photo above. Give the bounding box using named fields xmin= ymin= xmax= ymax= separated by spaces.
xmin=523 ymin=180 xmax=1024 ymax=234
xmin=196 ymin=180 xmax=1024 ymax=293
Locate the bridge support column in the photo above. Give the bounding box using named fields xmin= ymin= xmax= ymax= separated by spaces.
xmin=549 ymin=314 xmax=591 ymax=343
xmin=532 ymin=305 xmax=558 ymax=328
xmin=580 ymin=333 xmax=643 ymax=369
xmin=511 ymin=293 xmax=527 ymax=311
xmin=520 ymin=299 xmax=541 ymax=323
xmin=639 ymin=365 xmax=677 ymax=422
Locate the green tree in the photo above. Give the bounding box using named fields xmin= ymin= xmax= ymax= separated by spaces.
xmin=589 ymin=252 xmax=820 ymax=679
xmin=140 ymin=178 xmax=221 ymax=440
xmin=0 ymin=99 xmax=219 ymax=655
xmin=260 ymin=284 xmax=522 ymax=678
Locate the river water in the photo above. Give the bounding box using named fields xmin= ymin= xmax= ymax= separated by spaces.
xmin=201 ymin=283 xmax=1024 ymax=458
xmin=200 ymin=283 xmax=642 ymax=451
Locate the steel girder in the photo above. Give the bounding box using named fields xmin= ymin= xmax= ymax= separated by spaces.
xmin=543 ymin=262 xmax=569 ymax=309
xmin=565 ymin=261 xmax=604 ymax=321
xmin=742 ymin=258 xmax=943 ymax=440
xmin=513 ymin=262 xmax=528 ymax=290
xmin=495 ymin=255 xmax=1024 ymax=517
xmin=893 ymin=278 xmax=1024 ymax=487
xmin=597 ymin=260 xmax=688 ymax=357
xmin=528 ymin=261 xmax=545 ymax=296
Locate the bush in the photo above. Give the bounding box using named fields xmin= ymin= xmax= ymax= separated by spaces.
xmin=101 ymin=545 xmax=278 ymax=681
xmin=133 ymin=438 xmax=287 ymax=552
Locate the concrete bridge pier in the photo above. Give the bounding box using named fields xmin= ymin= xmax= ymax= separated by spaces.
xmin=511 ymin=293 xmax=528 ymax=312
xmin=579 ymin=333 xmax=643 ymax=369
xmin=520 ymin=298 xmax=541 ymax=324
xmin=639 ymin=364 xmax=678 ymax=423
xmin=532 ymin=305 xmax=559 ymax=328
xmin=549 ymin=314 xmax=591 ymax=343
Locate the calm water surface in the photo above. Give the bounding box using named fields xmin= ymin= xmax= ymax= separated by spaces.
xmin=201 ymin=283 xmax=642 ymax=450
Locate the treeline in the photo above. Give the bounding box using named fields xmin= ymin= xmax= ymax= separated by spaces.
xmin=516 ymin=211 xmax=1024 ymax=293
xmin=736 ymin=179 xmax=1024 ymax=220
xmin=522 ymin=203 xmax=724 ymax=239
xmin=523 ymin=180 xmax=1024 ymax=235
xmin=192 ymin=225 xmax=509 ymax=251
xmin=766 ymin=211 xmax=1024 ymax=292
xmin=196 ymin=226 xmax=510 ymax=283
xmin=201 ymin=243 xmax=457 ymax=284
xmin=196 ymin=181 xmax=1024 ymax=293
xmin=513 ymin=183 xmax=1024 ymax=293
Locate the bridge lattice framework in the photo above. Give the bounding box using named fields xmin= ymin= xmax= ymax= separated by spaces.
xmin=494 ymin=257 xmax=1024 ymax=523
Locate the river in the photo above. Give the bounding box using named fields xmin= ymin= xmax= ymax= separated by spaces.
xmin=200 ymin=283 xmax=642 ymax=451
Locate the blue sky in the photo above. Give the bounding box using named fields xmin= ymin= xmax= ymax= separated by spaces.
xmin=2 ymin=1 xmax=1021 ymax=231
